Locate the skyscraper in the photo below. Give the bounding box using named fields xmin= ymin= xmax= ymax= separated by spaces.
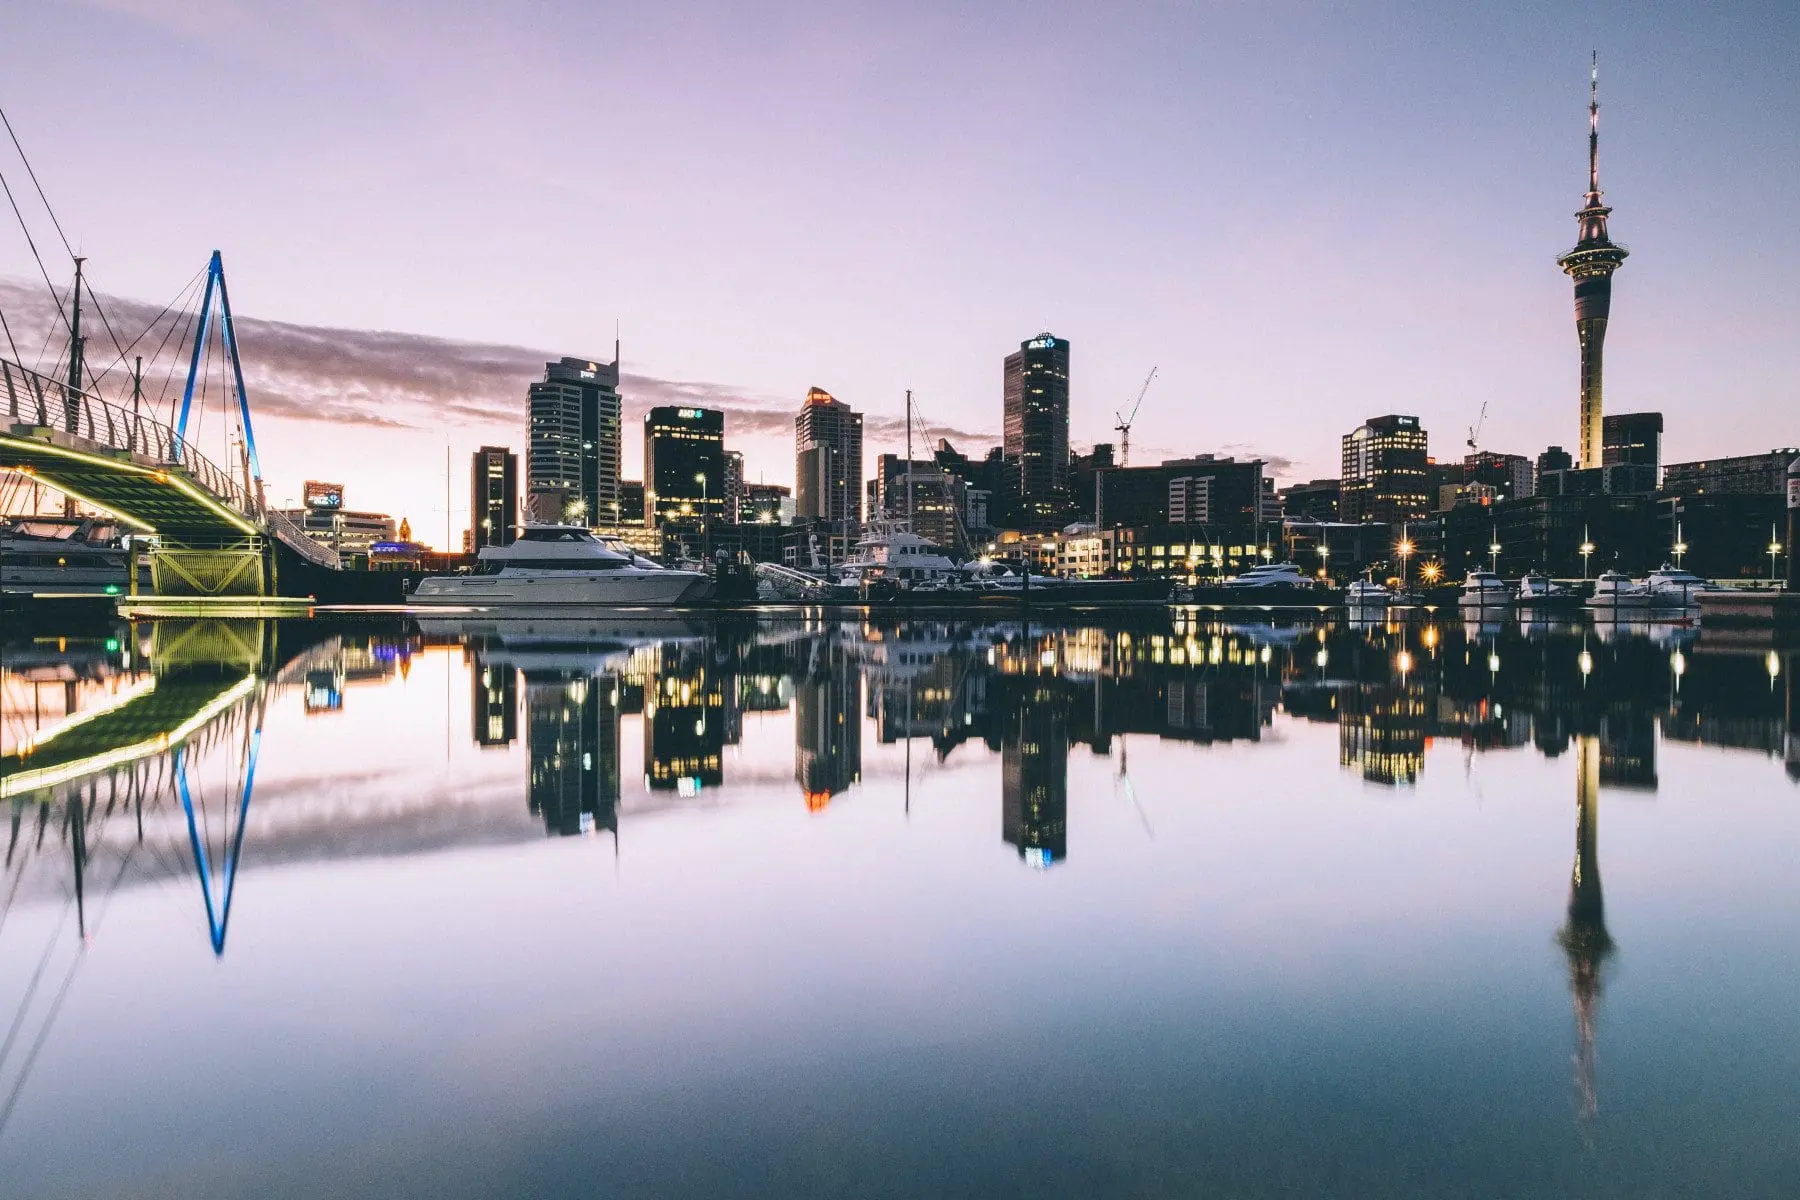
xmin=1003 ymin=333 xmax=1071 ymax=527
xmin=795 ymin=387 xmax=863 ymax=524
xmin=1339 ymin=415 xmax=1429 ymax=523
xmin=1557 ymin=58 xmax=1630 ymax=469
xmin=470 ymin=445 xmax=517 ymax=550
xmin=644 ymin=407 xmax=725 ymax=530
xmin=723 ymin=450 xmax=745 ymax=523
xmin=526 ymin=352 xmax=622 ymax=525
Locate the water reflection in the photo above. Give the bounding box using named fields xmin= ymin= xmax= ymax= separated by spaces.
xmin=3 ymin=611 xmax=1798 ymax=1173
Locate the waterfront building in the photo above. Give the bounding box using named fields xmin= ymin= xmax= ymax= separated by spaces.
xmin=1280 ymin=478 xmax=1341 ymax=522
xmin=870 ymin=454 xmax=968 ymax=550
xmin=1339 ymin=415 xmax=1429 ymax=523
xmin=644 ymin=407 xmax=725 ymax=530
xmin=617 ymin=480 xmax=645 ymax=524
xmin=526 ymin=353 xmax=622 ymax=526
xmin=1536 ymin=445 xmax=1575 ymax=492
xmin=723 ymin=451 xmax=745 ymax=523
xmin=742 ymin=482 xmax=792 ymax=524
xmin=1557 ymin=59 xmax=1630 ymax=468
xmin=1662 ymin=450 xmax=1800 ymax=497
xmin=1098 ymin=455 xmax=1265 ymax=529
xmin=1601 ymin=412 xmax=1662 ymax=493
xmin=1003 ymin=333 xmax=1071 ymax=528
xmin=277 ymin=483 xmax=396 ymax=562
xmin=470 ymin=446 xmax=517 ymax=550
xmin=795 ymin=388 xmax=863 ymax=525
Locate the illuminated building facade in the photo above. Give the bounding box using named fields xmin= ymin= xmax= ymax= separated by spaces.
xmin=1340 ymin=414 xmax=1429 ymax=524
xmin=471 ymin=658 xmax=517 ymax=747
xmin=644 ymin=406 xmax=725 ymax=530
xmin=1557 ymin=60 xmax=1630 ymax=468
xmin=795 ymin=387 xmax=863 ymax=525
xmin=1003 ymin=333 xmax=1070 ymax=528
xmin=644 ymin=645 xmax=724 ymax=791
xmin=470 ymin=445 xmax=517 ymax=550
xmin=527 ymin=353 xmax=622 ymax=526
xmin=723 ymin=450 xmax=745 ymax=523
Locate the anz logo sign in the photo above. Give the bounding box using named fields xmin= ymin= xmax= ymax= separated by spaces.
xmin=1027 ymin=335 xmax=1059 ymax=350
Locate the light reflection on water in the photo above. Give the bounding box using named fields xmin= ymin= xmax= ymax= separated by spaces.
xmin=0 ymin=611 xmax=1797 ymax=1198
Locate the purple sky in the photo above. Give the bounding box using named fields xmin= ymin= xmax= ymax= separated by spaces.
xmin=3 ymin=1 xmax=1798 ymax=541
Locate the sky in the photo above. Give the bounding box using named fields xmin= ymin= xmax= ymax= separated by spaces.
xmin=2 ymin=0 xmax=1797 ymax=544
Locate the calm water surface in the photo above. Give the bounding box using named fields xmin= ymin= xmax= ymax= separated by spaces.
xmin=2 ymin=611 xmax=1798 ymax=1198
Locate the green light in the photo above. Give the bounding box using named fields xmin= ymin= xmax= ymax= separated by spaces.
xmin=104 ymin=584 xmax=122 ymax=595
xmin=105 ymin=637 xmax=120 ymax=651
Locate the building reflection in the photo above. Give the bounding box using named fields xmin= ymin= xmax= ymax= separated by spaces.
xmin=1002 ymin=680 xmax=1068 ymax=868
xmin=524 ymin=668 xmax=620 ymax=838
xmin=795 ymin=632 xmax=861 ymax=809
xmin=1558 ymin=734 xmax=1614 ymax=1124
xmin=473 ymin=660 xmax=518 ymax=748
xmin=644 ymin=642 xmax=723 ymax=794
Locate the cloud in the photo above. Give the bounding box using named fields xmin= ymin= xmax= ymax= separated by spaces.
xmin=0 ymin=275 xmax=823 ymax=444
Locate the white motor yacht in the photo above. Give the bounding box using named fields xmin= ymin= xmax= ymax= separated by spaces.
xmin=1644 ymin=564 xmax=1722 ymax=608
xmin=1222 ymin=562 xmax=1315 ymax=590
xmin=1458 ymin=569 xmax=1513 ymax=609
xmin=1584 ymin=569 xmax=1656 ymax=615
xmin=411 ymin=525 xmax=711 ymax=608
xmin=1514 ymin=571 xmax=1577 ymax=611
xmin=837 ymin=521 xmax=961 ymax=590
xmin=1344 ymin=579 xmax=1393 ymax=609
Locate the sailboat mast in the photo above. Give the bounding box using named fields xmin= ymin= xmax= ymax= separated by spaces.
xmin=905 ymin=389 xmax=914 ymax=526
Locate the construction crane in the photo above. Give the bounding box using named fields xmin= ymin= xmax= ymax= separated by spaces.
xmin=1114 ymin=366 xmax=1158 ymax=468
xmin=1467 ymin=400 xmax=1489 ymax=452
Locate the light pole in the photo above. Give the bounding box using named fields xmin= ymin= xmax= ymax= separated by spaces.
xmin=1396 ymin=525 xmax=1414 ymax=589
xmin=1488 ymin=530 xmax=1501 ymax=574
xmin=1770 ymin=525 xmax=1783 ymax=582
xmin=1579 ymin=524 xmax=1595 ymax=580
xmin=1672 ymin=520 xmax=1687 ymax=568
xmin=1318 ymin=539 xmax=1330 ymax=581
xmin=695 ymin=472 xmax=710 ymax=560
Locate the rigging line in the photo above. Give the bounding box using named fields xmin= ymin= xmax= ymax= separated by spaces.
xmin=86 ymin=268 xmax=204 ymax=388
xmin=0 ymin=104 xmax=76 ymax=260
xmin=0 ymin=299 xmax=23 ymax=368
xmin=0 ymin=165 xmax=71 ymax=336
xmin=77 ymin=276 xmax=132 ymax=388
xmin=156 ymin=304 xmax=201 ymax=423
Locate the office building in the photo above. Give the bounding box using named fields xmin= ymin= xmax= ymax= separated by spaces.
xmin=795 ymin=387 xmax=863 ymax=524
xmin=1556 ymin=61 xmax=1630 ymax=467
xmin=1280 ymin=478 xmax=1341 ymax=522
xmin=277 ymin=483 xmax=396 ymax=560
xmin=1098 ymin=455 xmax=1265 ymax=530
xmin=617 ymin=480 xmax=645 ymax=524
xmin=1602 ymin=412 xmax=1662 ymax=493
xmin=470 ymin=445 xmax=517 ymax=550
xmin=1003 ymin=333 xmax=1071 ymax=527
xmin=1340 ymin=415 xmax=1429 ymax=523
xmin=723 ymin=451 xmax=745 ymax=523
xmin=644 ymin=407 xmax=725 ymax=529
xmin=526 ymin=353 xmax=622 ymax=526
xmin=1663 ymin=450 xmax=1800 ymax=497
xmin=742 ymin=482 xmax=792 ymax=524
xmin=1464 ymin=451 xmax=1535 ymax=503
xmin=870 ymin=454 xmax=969 ymax=549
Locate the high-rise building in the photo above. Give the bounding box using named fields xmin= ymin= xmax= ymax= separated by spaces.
xmin=1003 ymin=333 xmax=1071 ymax=527
xmin=526 ymin=352 xmax=622 ymax=525
xmin=795 ymin=387 xmax=863 ymax=524
xmin=723 ymin=450 xmax=745 ymax=523
xmin=470 ymin=446 xmax=518 ymax=550
xmin=1601 ymin=412 xmax=1662 ymax=493
xmin=1280 ymin=478 xmax=1342 ymax=522
xmin=742 ymin=482 xmax=792 ymax=524
xmin=644 ymin=407 xmax=725 ymax=529
xmin=1339 ymin=415 xmax=1429 ymax=523
xmin=1557 ymin=59 xmax=1630 ymax=468
xmin=1464 ymin=451 xmax=1535 ymax=502
xmin=617 ymin=480 xmax=645 ymax=523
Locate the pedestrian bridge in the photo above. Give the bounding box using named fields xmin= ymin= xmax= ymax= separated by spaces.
xmin=2 ymin=355 xmax=339 ymax=595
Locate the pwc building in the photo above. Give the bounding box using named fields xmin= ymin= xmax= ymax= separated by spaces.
xmin=526 ymin=354 xmax=622 ymax=526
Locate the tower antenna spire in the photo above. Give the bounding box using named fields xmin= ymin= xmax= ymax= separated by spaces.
xmin=1588 ymin=51 xmax=1601 ymax=198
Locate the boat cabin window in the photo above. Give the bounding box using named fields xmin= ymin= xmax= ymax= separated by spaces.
xmin=519 ymin=527 xmax=598 ymax=543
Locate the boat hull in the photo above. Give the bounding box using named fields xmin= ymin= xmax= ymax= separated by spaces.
xmin=410 ymin=570 xmax=711 ymax=608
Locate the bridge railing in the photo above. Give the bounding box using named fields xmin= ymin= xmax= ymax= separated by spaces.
xmin=2 ymin=357 xmax=340 ymax=570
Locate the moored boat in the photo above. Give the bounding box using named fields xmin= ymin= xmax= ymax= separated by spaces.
xmin=410 ymin=525 xmax=711 ymax=608
xmin=1458 ymin=569 xmax=1513 ymax=610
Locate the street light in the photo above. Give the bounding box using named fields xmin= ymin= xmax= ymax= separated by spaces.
xmin=695 ymin=472 xmax=710 ymax=559
xmin=1396 ymin=533 xmax=1414 ymax=587
xmin=1771 ymin=526 xmax=1784 ymax=582
xmin=1579 ymin=526 xmax=1595 ymax=580
xmin=1488 ymin=527 xmax=1501 ymax=574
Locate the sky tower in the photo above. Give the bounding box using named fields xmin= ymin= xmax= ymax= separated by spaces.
xmin=1557 ymin=55 xmax=1630 ymax=469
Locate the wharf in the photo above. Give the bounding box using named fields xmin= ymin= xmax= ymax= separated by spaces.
xmin=1698 ymin=591 xmax=1800 ymax=629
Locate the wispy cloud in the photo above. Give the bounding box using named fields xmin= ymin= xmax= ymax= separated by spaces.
xmin=0 ymin=276 xmax=996 ymax=456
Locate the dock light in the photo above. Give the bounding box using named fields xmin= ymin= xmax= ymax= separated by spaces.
xmin=1422 ymin=625 xmax=1439 ymax=649
xmin=1671 ymin=651 xmax=1686 ymax=677
xmin=1767 ymin=651 xmax=1781 ymax=681
xmin=1396 ymin=650 xmax=1414 ymax=674
xmin=1420 ymin=562 xmax=1441 ymax=583
xmin=1579 ymin=649 xmax=1594 ymax=677
xmin=1315 ymin=648 xmax=1328 ymax=668
xmin=1487 ymin=652 xmax=1501 ymax=673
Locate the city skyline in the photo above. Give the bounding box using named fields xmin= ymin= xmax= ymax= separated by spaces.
xmin=3 ymin=4 xmax=1798 ymax=544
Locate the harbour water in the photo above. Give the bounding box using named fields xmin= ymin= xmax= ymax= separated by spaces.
xmin=2 ymin=612 xmax=1798 ymax=1198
